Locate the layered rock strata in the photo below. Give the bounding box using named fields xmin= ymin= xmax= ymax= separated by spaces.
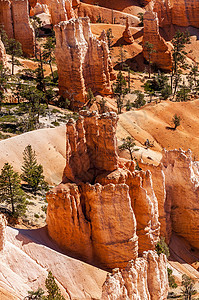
xmin=47 ymin=112 xmax=160 ymax=269
xmin=101 ymin=251 xmax=168 ymax=300
xmin=54 ymin=17 xmax=115 ymax=110
xmin=143 ymin=11 xmax=172 ymax=71
xmin=0 ymin=0 xmax=35 ymax=56
xmin=0 ymin=214 xmax=7 ymax=251
xmin=152 ymin=0 xmax=199 ymax=29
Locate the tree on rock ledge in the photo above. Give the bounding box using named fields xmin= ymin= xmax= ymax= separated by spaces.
xmin=119 ymin=136 xmax=139 ymax=160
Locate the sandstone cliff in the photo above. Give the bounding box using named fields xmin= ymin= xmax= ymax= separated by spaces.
xmin=143 ymin=11 xmax=172 ymax=71
xmin=54 ymin=17 xmax=115 ymax=110
xmin=162 ymin=149 xmax=199 ymax=249
xmin=152 ymin=0 xmax=199 ymax=29
xmin=47 ymin=112 xmax=160 ymax=269
xmin=0 ymin=0 xmax=35 ymax=56
xmin=101 ymin=251 xmax=168 ymax=300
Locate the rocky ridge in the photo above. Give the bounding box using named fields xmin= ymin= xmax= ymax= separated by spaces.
xmin=46 ymin=111 xmax=160 ymax=269
xmin=0 ymin=36 xmax=6 ymax=65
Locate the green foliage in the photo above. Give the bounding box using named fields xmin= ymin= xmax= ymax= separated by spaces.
xmin=0 ymin=163 xmax=27 ymax=217
xmin=167 ymin=268 xmax=178 ymax=289
xmin=119 ymin=136 xmax=139 ymax=160
xmin=0 ymin=62 xmax=10 ymax=110
xmin=97 ymin=97 xmax=107 ymax=113
xmin=43 ymin=37 xmax=56 ymax=81
xmin=125 ymin=99 xmax=132 ymax=111
xmin=181 ymin=274 xmax=197 ymax=300
xmin=155 ymin=237 xmax=170 ymax=258
xmin=132 ymin=92 xmax=146 ymax=108
xmin=21 ymin=145 xmax=48 ymax=195
xmin=45 ymin=271 xmax=65 ymax=300
xmin=7 ymin=39 xmax=23 ymax=75
xmin=113 ymin=71 xmax=128 ymax=114
xmin=106 ymin=28 xmax=114 ymax=52
xmin=176 ymin=82 xmax=190 ymax=102
xmin=144 ymin=73 xmax=171 ymax=100
xmin=137 ymin=12 xmax=144 ymax=26
xmin=144 ymin=41 xmax=156 ymax=78
xmin=117 ymin=45 xmax=127 ymax=70
xmin=172 ymin=114 xmax=181 ymax=129
xmin=26 ymin=288 xmax=45 ymax=299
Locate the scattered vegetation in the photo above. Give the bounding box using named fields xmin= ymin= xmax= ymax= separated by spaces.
xmin=167 ymin=268 xmax=178 ymax=289
xmin=181 ymin=274 xmax=197 ymax=299
xmin=155 ymin=237 xmax=170 ymax=258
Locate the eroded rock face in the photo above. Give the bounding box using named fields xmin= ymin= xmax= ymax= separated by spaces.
xmin=55 ymin=17 xmax=115 ymax=110
xmin=0 ymin=0 xmax=35 ymax=56
xmin=152 ymin=0 xmax=199 ymax=29
xmin=0 ymin=214 xmax=7 ymax=251
xmin=123 ymin=17 xmax=134 ymax=44
xmin=161 ymin=149 xmax=199 ymax=249
xmin=101 ymin=251 xmax=168 ymax=300
xmin=0 ymin=37 xmax=7 ymax=65
xmin=47 ymin=112 xmax=160 ymax=269
xmin=143 ymin=11 xmax=172 ymax=71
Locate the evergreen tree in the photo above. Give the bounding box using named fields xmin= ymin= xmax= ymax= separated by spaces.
xmin=181 ymin=274 xmax=197 ymax=300
xmin=172 ymin=114 xmax=181 ymax=129
xmin=144 ymin=41 xmax=156 ymax=78
xmin=45 ymin=271 xmax=65 ymax=300
xmin=171 ymin=30 xmax=190 ymax=95
xmin=0 ymin=62 xmax=10 ymax=111
xmin=26 ymin=288 xmax=45 ymax=299
xmin=43 ymin=37 xmax=56 ymax=81
xmin=119 ymin=136 xmax=139 ymax=160
xmin=0 ymin=163 xmax=27 ymax=216
xmin=7 ymin=38 xmax=23 ymax=75
xmin=21 ymin=145 xmax=48 ymax=194
xmin=113 ymin=71 xmax=128 ymax=114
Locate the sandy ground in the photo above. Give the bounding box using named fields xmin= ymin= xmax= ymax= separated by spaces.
xmin=0 ymin=226 xmax=107 ymax=299
xmin=0 ymin=125 xmax=66 ymax=186
xmin=118 ymin=99 xmax=199 ymax=163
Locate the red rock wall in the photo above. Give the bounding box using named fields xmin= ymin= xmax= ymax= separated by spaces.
xmin=153 ymin=0 xmax=199 ymax=28
xmin=47 ymin=112 xmax=160 ymax=269
xmin=0 ymin=0 xmax=35 ymax=56
xmin=54 ymin=17 xmax=115 ymax=110
xmin=143 ymin=11 xmax=172 ymax=71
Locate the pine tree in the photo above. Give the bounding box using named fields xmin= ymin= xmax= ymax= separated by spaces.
xmin=45 ymin=271 xmax=65 ymax=300
xmin=0 ymin=163 xmax=27 ymax=216
xmin=21 ymin=145 xmax=48 ymax=195
xmin=172 ymin=114 xmax=181 ymax=130
xmin=119 ymin=136 xmax=139 ymax=160
xmin=113 ymin=71 xmax=128 ymax=114
xmin=7 ymin=38 xmax=23 ymax=75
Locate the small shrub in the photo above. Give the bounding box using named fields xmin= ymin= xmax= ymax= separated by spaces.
xmin=34 ymin=213 xmax=39 ymax=218
xmin=51 ymin=121 xmax=60 ymax=127
xmin=155 ymin=237 xmax=170 ymax=258
xmin=167 ymin=268 xmax=178 ymax=289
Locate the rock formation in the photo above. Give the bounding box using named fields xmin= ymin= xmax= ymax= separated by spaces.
xmin=0 ymin=37 xmax=7 ymax=66
xmin=46 ymin=111 xmax=160 ymax=269
xmin=161 ymin=149 xmax=199 ymax=249
xmin=0 ymin=0 xmax=35 ymax=56
xmin=101 ymin=251 xmax=168 ymax=300
xmin=123 ymin=17 xmax=134 ymax=44
xmin=143 ymin=11 xmax=172 ymax=71
xmin=54 ymin=17 xmax=115 ymax=110
xmin=152 ymin=0 xmax=199 ymax=29
xmin=0 ymin=214 xmax=7 ymax=251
